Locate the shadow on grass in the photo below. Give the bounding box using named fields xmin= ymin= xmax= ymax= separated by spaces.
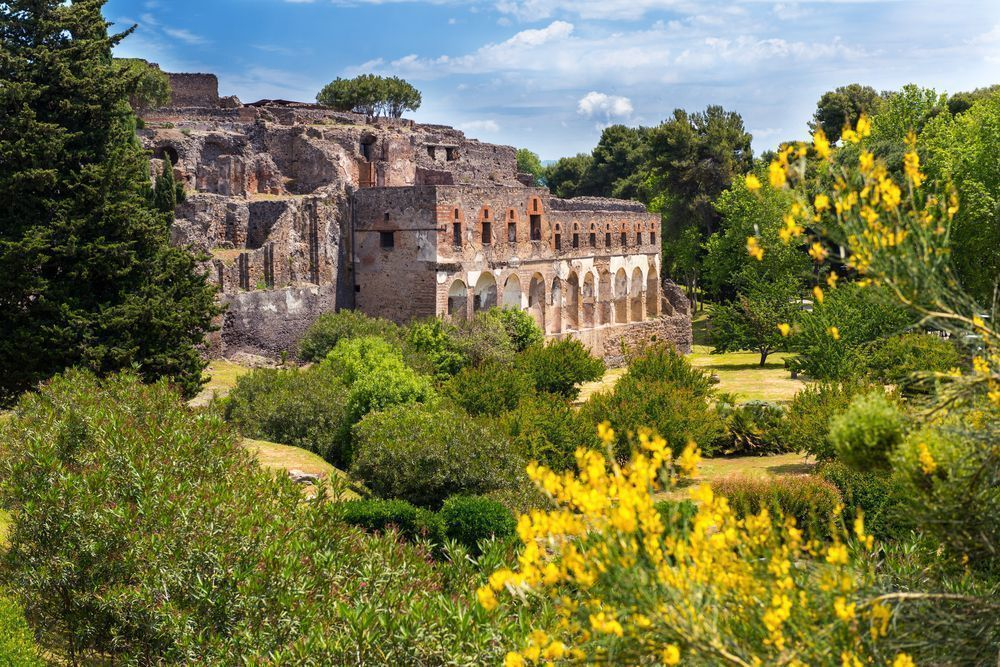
xmin=701 ymin=362 xmax=788 ymax=371
xmin=766 ymin=463 xmax=816 ymax=475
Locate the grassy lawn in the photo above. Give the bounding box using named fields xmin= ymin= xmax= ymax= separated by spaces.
xmin=243 ymin=438 xmax=361 ymax=500
xmin=655 ymin=451 xmax=816 ymax=501
xmin=189 ymin=359 xmax=253 ymax=407
xmin=0 ymin=509 xmax=9 ymax=550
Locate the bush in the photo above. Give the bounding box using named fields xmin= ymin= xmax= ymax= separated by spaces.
xmin=350 ymin=403 xmax=525 ymax=509
xmin=624 ymin=342 xmax=714 ymax=397
xmin=580 ymin=376 xmax=727 ymax=459
xmin=502 ymin=392 xmax=595 ymax=471
xmin=719 ymin=400 xmax=789 ymax=456
xmin=0 ymin=371 xmax=527 ymax=664
xmin=653 ymin=499 xmax=698 ymax=538
xmin=451 ymin=312 xmax=517 ymax=368
xmin=712 ymin=475 xmax=842 ymax=537
xmin=298 ymin=310 xmax=400 ymax=362
xmin=829 ymin=392 xmax=905 ymax=469
xmin=517 ymin=338 xmax=605 ymax=399
xmin=487 ymin=307 xmax=544 ymax=352
xmin=439 ymin=495 xmax=517 ymax=553
xmin=405 ymin=318 xmax=469 ymax=378
xmin=324 ymin=335 xmax=404 ymax=383
xmin=781 ymin=381 xmax=877 ymax=460
xmin=818 ymin=461 xmax=909 ymax=540
xmin=444 ymin=359 xmax=532 ymax=417
xmin=861 ymin=332 xmax=963 ymax=391
xmin=0 ymin=595 xmax=43 ymax=666
xmin=224 ymin=366 xmax=350 ymax=464
xmin=341 ymin=498 xmax=444 ymax=543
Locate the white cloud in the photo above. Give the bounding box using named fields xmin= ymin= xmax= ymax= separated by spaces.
xmin=458 ymin=119 xmax=501 ymax=133
xmin=577 ymin=91 xmax=633 ymax=118
xmin=164 ymin=28 xmax=208 ymax=45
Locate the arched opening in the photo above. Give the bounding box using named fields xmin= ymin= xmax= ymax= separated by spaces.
xmin=563 ymin=272 xmax=580 ymax=331
xmin=646 ymin=267 xmax=659 ymax=317
xmin=614 ymin=269 xmax=628 ymax=324
xmin=582 ymin=272 xmax=596 ymax=328
xmin=528 ymin=273 xmax=546 ymax=330
xmin=154 ymin=145 xmax=180 ymax=165
xmin=635 ymin=223 xmax=643 ymax=246
xmin=473 ymin=272 xmax=497 ymax=312
xmin=598 ymin=270 xmax=612 ymax=325
xmin=448 ymin=279 xmax=468 ymax=320
xmin=503 ymin=274 xmax=522 ymax=309
xmin=548 ymin=278 xmax=562 ymax=335
xmin=630 ymin=267 xmax=644 ymax=322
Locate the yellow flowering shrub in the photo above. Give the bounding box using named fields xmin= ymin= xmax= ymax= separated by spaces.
xmin=480 ymin=425 xmax=912 ymax=665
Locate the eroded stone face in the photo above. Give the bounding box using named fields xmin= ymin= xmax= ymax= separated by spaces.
xmin=141 ymin=71 xmax=691 ymax=359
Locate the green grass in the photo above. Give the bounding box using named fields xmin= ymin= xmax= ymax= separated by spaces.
xmin=0 ymin=510 xmax=10 ymax=550
xmin=243 ymin=438 xmax=361 ymax=500
xmin=189 ymin=359 xmax=253 ymax=407
xmin=655 ymin=452 xmax=816 ymax=501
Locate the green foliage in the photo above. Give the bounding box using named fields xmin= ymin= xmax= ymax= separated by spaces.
xmin=406 ymin=318 xmax=469 ymax=379
xmin=224 ymin=366 xmax=350 ymax=464
xmin=810 ymin=84 xmax=884 ymax=143
xmin=517 ymin=339 xmax=605 ymax=399
xmin=444 ymin=360 xmax=532 ymax=417
xmin=316 ymin=74 xmax=421 ymax=118
xmin=860 ymin=333 xmax=963 ymax=391
xmin=350 ymin=403 xmax=525 ymax=509
xmin=153 ymin=154 xmax=177 ymax=215
xmin=829 ymin=392 xmax=905 ymax=470
xmin=818 ymin=461 xmax=909 ymax=540
xmin=718 ymin=400 xmax=789 ymax=456
xmin=452 ymin=312 xmax=517 ymax=368
xmin=0 ymin=371 xmax=528 ymax=663
xmin=788 ymin=284 xmax=913 ymax=380
xmin=652 ymin=499 xmax=698 ymax=538
xmin=782 ymin=381 xmax=875 ymax=460
xmin=516 ymin=148 xmax=545 ymax=186
xmin=709 ymin=269 xmax=801 ymax=366
xmin=439 ymin=496 xmax=517 ymax=553
xmin=0 ymin=594 xmax=43 ymax=666
xmin=114 ymin=57 xmax=171 ymax=111
xmin=543 ymin=154 xmax=594 ymax=199
xmin=341 ymin=498 xmax=445 ymax=543
xmin=625 ymin=342 xmax=714 ymax=397
xmin=298 ymin=310 xmax=400 ymax=362
xmin=869 ymin=84 xmax=947 ymax=144
xmin=501 ymin=392 xmax=595 ymax=472
xmin=488 ymin=307 xmax=544 ymax=352
xmin=0 ymin=5 xmax=219 ymax=404
xmin=712 ymin=475 xmax=842 ymax=537
xmin=324 ymin=335 xmax=404 ymax=383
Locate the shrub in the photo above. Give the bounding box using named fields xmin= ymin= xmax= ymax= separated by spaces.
xmin=781 ymin=381 xmax=877 ymax=460
xmin=451 ymin=312 xmax=517 ymax=368
xmin=624 ymin=342 xmax=715 ymax=397
xmin=712 ymin=475 xmax=842 ymax=537
xmin=324 ymin=335 xmax=404 ymax=383
xmin=580 ymin=376 xmax=727 ymax=459
xmin=517 ymin=338 xmax=605 ymax=399
xmin=818 ymin=461 xmax=909 ymax=540
xmin=341 ymin=498 xmax=444 ymax=543
xmin=0 ymin=371 xmax=527 ymax=664
xmin=861 ymin=332 xmax=963 ymax=391
xmin=298 ymin=310 xmax=400 ymax=362
xmin=487 ymin=307 xmax=544 ymax=352
xmin=502 ymin=392 xmax=595 ymax=471
xmin=444 ymin=359 xmax=532 ymax=417
xmin=405 ymin=318 xmax=468 ymax=378
xmin=224 ymin=366 xmax=350 ymax=464
xmin=0 ymin=595 xmax=43 ymax=666
xmin=829 ymin=392 xmax=905 ymax=469
xmin=350 ymin=403 xmax=525 ymax=509
xmin=652 ymin=499 xmax=698 ymax=538
xmin=439 ymin=495 xmax=517 ymax=553
xmin=719 ymin=400 xmax=789 ymax=456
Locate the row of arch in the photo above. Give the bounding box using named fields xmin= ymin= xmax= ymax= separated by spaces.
xmin=446 ymin=267 xmax=660 ymax=334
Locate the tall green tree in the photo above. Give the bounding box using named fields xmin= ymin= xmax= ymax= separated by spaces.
xmin=709 ymin=267 xmax=801 ymax=366
xmin=810 ymin=84 xmax=884 ymax=143
xmin=584 ymin=124 xmax=649 ymax=200
xmin=516 ymin=148 xmax=545 ymax=186
xmin=113 ymin=57 xmax=171 ymax=111
xmin=316 ymin=74 xmax=421 ymax=119
xmin=544 ymin=154 xmax=594 ymax=198
xmin=0 ymin=0 xmax=219 ymax=404
xmin=153 ymin=154 xmax=177 ymax=214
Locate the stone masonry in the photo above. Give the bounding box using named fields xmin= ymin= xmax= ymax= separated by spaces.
xmin=139 ymin=70 xmax=692 ymax=360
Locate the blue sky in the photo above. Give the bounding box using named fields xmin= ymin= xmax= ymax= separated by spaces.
xmin=108 ymin=0 xmax=1000 ymax=160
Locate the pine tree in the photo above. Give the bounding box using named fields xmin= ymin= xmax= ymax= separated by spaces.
xmin=0 ymin=0 xmax=219 ymax=404
xmin=154 ymin=154 xmax=177 ymax=215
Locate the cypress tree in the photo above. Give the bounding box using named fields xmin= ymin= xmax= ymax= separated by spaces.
xmin=0 ymin=0 xmax=220 ymax=404
xmin=154 ymin=154 xmax=177 ymax=215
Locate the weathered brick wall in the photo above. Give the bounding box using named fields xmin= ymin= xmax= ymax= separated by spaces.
xmin=571 ymin=315 xmax=693 ymax=367
xmin=167 ymin=73 xmax=220 ymax=108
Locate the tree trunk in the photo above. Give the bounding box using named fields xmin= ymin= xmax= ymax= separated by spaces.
xmin=759 ymin=350 xmax=769 ymax=366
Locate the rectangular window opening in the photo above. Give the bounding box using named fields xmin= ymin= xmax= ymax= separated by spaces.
xmin=453 ymin=223 xmax=462 ymax=246
xmin=572 ymin=233 xmax=579 ymax=249
xmin=482 ymin=222 xmax=492 ymax=244
xmin=589 ymin=233 xmax=597 ymax=247
xmin=620 ymin=232 xmax=627 ymax=246
xmin=554 ymin=234 xmax=561 ymax=251
xmin=379 ymin=231 xmax=395 ymax=249
xmin=530 ymin=214 xmax=542 ymax=241
xmin=508 ymin=222 xmax=516 ymax=243
xmin=605 ymin=232 xmax=612 ymax=247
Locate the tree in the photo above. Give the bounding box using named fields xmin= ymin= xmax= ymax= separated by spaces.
xmin=516 ymin=148 xmax=545 ymax=186
xmin=709 ymin=268 xmax=801 ymax=366
xmin=114 ymin=58 xmax=171 ymax=111
xmin=153 ymin=154 xmax=177 ymax=214
xmin=0 ymin=0 xmax=219 ymax=404
xmin=543 ymin=153 xmax=594 ymax=198
xmin=947 ymin=84 xmax=1000 ymax=115
xmin=584 ymin=124 xmax=649 ymax=200
xmin=810 ymin=84 xmax=883 ymax=143
xmin=316 ymin=74 xmax=421 ymax=119
xmin=383 ymin=76 xmax=421 ymax=118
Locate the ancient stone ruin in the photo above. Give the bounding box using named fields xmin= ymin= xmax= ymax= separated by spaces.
xmin=140 ymin=69 xmax=692 ymax=361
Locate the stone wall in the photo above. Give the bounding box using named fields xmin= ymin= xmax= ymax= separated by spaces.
xmin=571 ymin=314 xmax=693 ymax=367
xmin=167 ymin=73 xmax=220 ymax=108
xmin=219 ymin=285 xmax=338 ymax=356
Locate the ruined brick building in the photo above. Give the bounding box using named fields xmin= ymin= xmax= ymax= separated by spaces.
xmin=140 ymin=70 xmax=692 ymax=362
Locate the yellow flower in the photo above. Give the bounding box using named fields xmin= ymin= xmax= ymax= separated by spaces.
xmin=814 ymin=193 xmax=831 ymax=212
xmin=904 ymin=150 xmax=925 ymax=187
xmin=747 ymin=236 xmax=765 ymax=261
xmin=826 ymin=543 xmax=849 ymax=566
xmin=813 ymin=286 xmax=825 ymax=304
xmin=918 ymin=443 xmax=938 ymax=475
xmin=543 ymin=641 xmax=566 ymax=660
xmin=777 ymin=323 xmax=791 ymax=337
xmin=505 ymin=652 xmax=525 ymax=667
xmin=842 ymin=127 xmax=860 ymax=144
xmin=870 ymin=603 xmax=891 ymax=639
xmin=856 ymin=114 xmax=872 ymax=138
xmin=809 ymin=242 xmax=828 ymax=262
xmin=661 ymin=644 xmax=681 ymax=665
xmin=972 ymin=356 xmax=991 ymax=375
xmin=768 ymin=160 xmax=787 ymax=189
xmin=892 ymin=654 xmax=916 ymax=667
xmin=813 ymin=129 xmax=831 ymax=159
xmin=859 ymin=151 xmax=875 ymax=175
xmin=841 ymin=652 xmax=863 ymax=667
xmin=828 ymin=326 xmax=840 ymax=341
xmin=834 ymin=596 xmax=856 ymax=621
xmin=746 ymin=173 xmax=762 ymax=192
xmin=477 ymin=585 xmax=498 ymax=611
xmin=827 ymin=272 xmax=839 ymax=288
xmin=523 ymin=644 xmax=541 ymax=663
xmin=677 ymin=442 xmax=702 ymax=476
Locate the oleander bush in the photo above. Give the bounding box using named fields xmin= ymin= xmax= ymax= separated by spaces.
xmin=350 ymin=403 xmax=525 ymax=510
xmin=829 ymin=392 xmax=906 ymax=469
xmin=0 ymin=594 xmax=43 ymax=666
xmin=439 ymin=496 xmax=517 ymax=553
xmin=341 ymin=498 xmax=445 ymax=543
xmin=298 ymin=310 xmax=401 ymax=361
xmin=517 ymin=338 xmax=605 ymax=399
xmin=711 ymin=475 xmax=842 ymax=537
xmin=224 ymin=365 xmax=350 ymax=463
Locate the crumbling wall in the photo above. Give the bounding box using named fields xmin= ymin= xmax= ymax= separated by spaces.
xmin=167 ymin=73 xmax=220 ymax=108
xmin=220 ymin=285 xmax=338 ymax=356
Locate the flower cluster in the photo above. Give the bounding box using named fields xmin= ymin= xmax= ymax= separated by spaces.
xmin=479 ymin=424 xmax=914 ymax=665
